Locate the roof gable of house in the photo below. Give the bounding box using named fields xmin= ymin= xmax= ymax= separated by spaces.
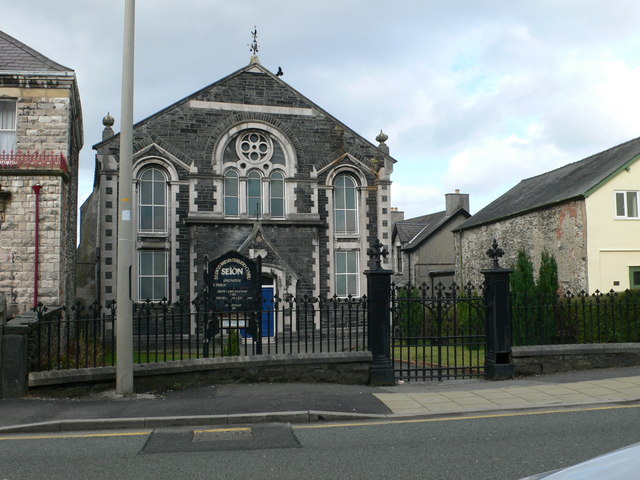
xmin=457 ymin=136 xmax=640 ymax=230
xmin=93 ymin=62 xmax=397 ymax=165
xmin=395 ymin=208 xmax=470 ymax=250
xmin=0 ymin=29 xmax=72 ymax=73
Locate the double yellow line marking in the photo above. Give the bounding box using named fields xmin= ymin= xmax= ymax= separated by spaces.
xmin=0 ymin=404 xmax=638 ymax=440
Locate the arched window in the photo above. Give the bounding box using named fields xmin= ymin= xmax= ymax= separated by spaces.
xmin=224 ymin=170 xmax=239 ymax=217
xmin=138 ymin=167 xmax=167 ymax=232
xmin=247 ymin=170 xmax=262 ymax=217
xmin=334 ymin=174 xmax=358 ymax=234
xmin=269 ymin=171 xmax=285 ymax=218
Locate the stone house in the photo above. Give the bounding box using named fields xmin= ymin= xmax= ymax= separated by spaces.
xmin=455 ymin=137 xmax=640 ymax=293
xmin=77 ymin=56 xmax=395 ymax=324
xmin=392 ymin=190 xmax=470 ymax=287
xmin=0 ymin=30 xmax=83 ymax=317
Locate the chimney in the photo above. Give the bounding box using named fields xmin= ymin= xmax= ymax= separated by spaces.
xmin=445 ymin=189 xmax=469 ymax=216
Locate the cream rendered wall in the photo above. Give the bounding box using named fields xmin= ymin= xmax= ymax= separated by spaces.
xmin=585 ymin=160 xmax=640 ymax=292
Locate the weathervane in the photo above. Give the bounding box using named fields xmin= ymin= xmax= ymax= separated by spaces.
xmin=249 ymin=26 xmax=259 ymax=55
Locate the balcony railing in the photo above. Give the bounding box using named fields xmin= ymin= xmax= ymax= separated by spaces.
xmin=0 ymin=151 xmax=68 ymax=173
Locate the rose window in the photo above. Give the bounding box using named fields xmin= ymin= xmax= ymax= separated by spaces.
xmin=236 ymin=131 xmax=273 ymax=163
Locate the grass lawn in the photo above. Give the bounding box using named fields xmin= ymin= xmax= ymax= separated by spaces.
xmin=392 ymin=344 xmax=485 ymax=367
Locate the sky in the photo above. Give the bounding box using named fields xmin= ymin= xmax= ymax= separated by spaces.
xmin=3 ymin=1 xmax=640 ymax=221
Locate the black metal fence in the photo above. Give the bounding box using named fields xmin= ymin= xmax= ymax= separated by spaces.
xmin=29 ymin=295 xmax=368 ymax=372
xmin=512 ymin=289 xmax=640 ymax=346
xmin=391 ymin=283 xmax=486 ymax=381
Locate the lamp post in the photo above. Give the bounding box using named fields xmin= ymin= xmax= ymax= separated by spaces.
xmin=116 ymin=0 xmax=135 ymax=395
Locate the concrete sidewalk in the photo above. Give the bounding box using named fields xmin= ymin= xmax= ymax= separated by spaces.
xmin=1 ymin=366 xmax=640 ymax=433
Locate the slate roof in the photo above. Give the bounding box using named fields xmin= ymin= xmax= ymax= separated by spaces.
xmin=0 ymin=29 xmax=72 ymax=72
xmin=457 ymin=136 xmax=640 ymax=231
xmin=395 ymin=208 xmax=470 ymax=251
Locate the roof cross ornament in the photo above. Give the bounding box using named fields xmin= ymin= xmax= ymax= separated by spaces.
xmin=486 ymin=239 xmax=505 ymax=269
xmin=249 ymin=27 xmax=259 ymax=56
xmin=367 ymin=239 xmax=388 ymax=270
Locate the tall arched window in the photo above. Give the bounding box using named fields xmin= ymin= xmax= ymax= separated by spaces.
xmin=334 ymin=174 xmax=358 ymax=234
xmin=269 ymin=171 xmax=285 ymax=218
xmin=224 ymin=170 xmax=239 ymax=216
xmin=247 ymin=170 xmax=262 ymax=217
xmin=138 ymin=167 xmax=167 ymax=232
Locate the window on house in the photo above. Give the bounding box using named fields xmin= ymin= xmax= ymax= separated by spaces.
xmin=139 ymin=250 xmax=168 ymax=301
xmin=335 ymin=251 xmax=359 ymax=297
xmin=139 ymin=167 xmax=167 ymax=232
xmin=396 ymin=246 xmax=403 ymax=273
xmin=0 ymin=100 xmax=17 ymax=153
xmin=334 ymin=175 xmax=358 ymax=234
xmin=615 ymin=191 xmax=639 ymax=218
xmin=630 ymin=267 xmax=640 ymax=289
xmin=247 ymin=170 xmax=262 ymax=217
xmin=270 ymin=171 xmax=285 ymax=218
xmin=224 ymin=170 xmax=239 ymax=216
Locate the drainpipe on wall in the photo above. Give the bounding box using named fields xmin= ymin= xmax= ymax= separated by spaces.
xmin=32 ymin=184 xmax=42 ymax=308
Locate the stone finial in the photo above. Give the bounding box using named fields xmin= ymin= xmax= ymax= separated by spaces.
xmin=102 ymin=113 xmax=115 ymax=141
xmin=102 ymin=113 xmax=115 ymax=128
xmin=376 ymin=130 xmax=388 ymax=144
xmin=376 ymin=130 xmax=389 ymax=155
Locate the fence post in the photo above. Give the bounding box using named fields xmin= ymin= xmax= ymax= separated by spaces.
xmin=365 ymin=239 xmax=395 ymax=386
xmin=1 ymin=298 xmax=32 ymax=399
xmin=482 ymin=240 xmax=515 ymax=380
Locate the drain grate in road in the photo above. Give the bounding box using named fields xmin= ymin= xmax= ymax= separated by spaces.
xmin=141 ymin=424 xmax=300 ymax=454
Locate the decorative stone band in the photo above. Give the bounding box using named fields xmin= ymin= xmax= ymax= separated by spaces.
xmin=189 ymin=100 xmax=317 ymax=117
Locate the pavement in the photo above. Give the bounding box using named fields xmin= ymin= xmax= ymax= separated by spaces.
xmin=2 ymin=366 xmax=640 ymax=433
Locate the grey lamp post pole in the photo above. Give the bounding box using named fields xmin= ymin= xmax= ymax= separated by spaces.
xmin=116 ymin=0 xmax=135 ymax=395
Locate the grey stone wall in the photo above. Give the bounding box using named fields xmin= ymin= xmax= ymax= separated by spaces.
xmin=28 ymin=352 xmax=373 ymax=394
xmin=456 ymin=200 xmax=588 ymax=292
xmin=512 ymin=344 xmax=640 ymax=375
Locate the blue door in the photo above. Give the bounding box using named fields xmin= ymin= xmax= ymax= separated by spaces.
xmin=261 ymin=286 xmax=275 ymax=337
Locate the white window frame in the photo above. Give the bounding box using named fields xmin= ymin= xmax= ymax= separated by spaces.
xmin=138 ymin=167 xmax=168 ymax=233
xmin=269 ymin=170 xmax=285 ymax=218
xmin=247 ymin=170 xmax=263 ymax=218
xmin=615 ymin=191 xmax=639 ymax=219
xmin=0 ymin=99 xmax=17 ymax=154
xmin=138 ymin=250 xmax=168 ymax=301
xmin=224 ymin=169 xmax=240 ymax=217
xmin=334 ymin=174 xmax=359 ymax=235
xmin=335 ymin=250 xmax=359 ymax=297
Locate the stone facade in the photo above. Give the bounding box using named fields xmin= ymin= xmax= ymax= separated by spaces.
xmin=0 ymin=30 xmax=83 ymax=318
xmin=455 ymin=200 xmax=588 ymax=292
xmin=79 ymin=61 xmax=394 ymax=322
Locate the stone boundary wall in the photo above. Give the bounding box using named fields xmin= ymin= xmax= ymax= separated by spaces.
xmin=28 ymin=351 xmax=372 ymax=395
xmin=513 ymin=344 xmax=640 ymax=375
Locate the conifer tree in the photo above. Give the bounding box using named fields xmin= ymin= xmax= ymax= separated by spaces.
xmin=510 ymin=249 xmax=536 ymax=343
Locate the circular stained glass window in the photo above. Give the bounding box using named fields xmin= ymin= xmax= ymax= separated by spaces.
xmin=236 ymin=131 xmax=273 ymax=163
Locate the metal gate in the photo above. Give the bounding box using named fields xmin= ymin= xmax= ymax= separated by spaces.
xmin=391 ymin=282 xmax=486 ymax=381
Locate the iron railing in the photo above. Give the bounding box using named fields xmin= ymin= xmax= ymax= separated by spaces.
xmin=0 ymin=151 xmax=69 ymax=173
xmin=391 ymin=282 xmax=486 ymax=381
xmin=512 ymin=289 xmax=640 ymax=346
xmin=29 ymin=295 xmax=368 ymax=372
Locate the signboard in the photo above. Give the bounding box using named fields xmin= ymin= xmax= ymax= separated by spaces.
xmin=208 ymin=250 xmax=260 ymax=310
